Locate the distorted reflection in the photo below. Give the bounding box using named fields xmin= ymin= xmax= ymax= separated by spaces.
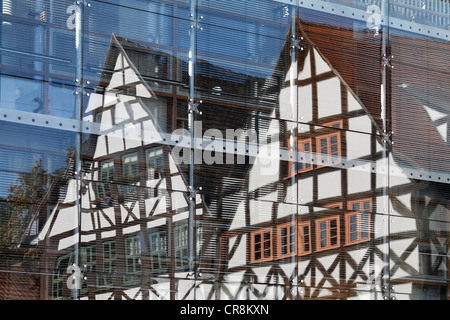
xmin=0 ymin=0 xmax=448 ymax=300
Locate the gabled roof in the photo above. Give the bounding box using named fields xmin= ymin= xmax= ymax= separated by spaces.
xmin=300 ymin=19 xmax=450 ymax=174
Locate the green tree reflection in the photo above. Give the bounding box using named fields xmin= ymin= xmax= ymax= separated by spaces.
xmin=0 ymin=146 xmax=74 ymax=266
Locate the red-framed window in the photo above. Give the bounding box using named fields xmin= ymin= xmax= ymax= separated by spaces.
xmin=316 ymin=120 xmax=342 ymax=167
xmin=315 ymin=216 xmax=340 ymax=251
xmin=297 ymin=138 xmax=313 ymax=173
xmin=298 ymin=221 xmax=312 ymax=256
xmin=346 ymin=199 xmax=371 ymax=245
xmin=250 ymin=228 xmax=273 ymax=263
xmin=287 ymin=137 xmax=313 ymax=178
xmin=277 ymin=222 xmax=296 ymax=259
xmin=316 ymin=133 xmax=341 ymax=167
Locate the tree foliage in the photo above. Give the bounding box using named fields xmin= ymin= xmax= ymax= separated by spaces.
xmin=0 ymin=159 xmax=51 ymax=250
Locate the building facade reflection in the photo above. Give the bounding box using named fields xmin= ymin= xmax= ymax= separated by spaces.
xmin=0 ymin=0 xmax=448 ymax=300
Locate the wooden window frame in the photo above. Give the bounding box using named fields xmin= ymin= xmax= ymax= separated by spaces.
xmin=298 ymin=221 xmax=312 ymax=256
xmin=122 ymin=152 xmax=139 ymax=178
xmin=124 ymin=234 xmax=142 ymax=285
xmin=315 ymin=215 xmax=340 ymax=251
xmin=175 ymin=224 xmax=189 ymax=269
xmin=316 ymin=120 xmax=342 ymax=167
xmin=250 ymin=227 xmax=273 ymax=263
xmin=347 ymin=198 xmax=372 ymax=212
xmin=52 ymin=253 xmax=73 ymax=299
xmin=97 ymin=159 xmax=114 ymax=199
xmin=120 ymin=152 xmax=139 ymax=195
xmin=297 ymin=138 xmax=313 ymax=173
xmin=316 ymin=132 xmax=341 ymax=167
xmin=277 ymin=222 xmax=297 ymax=259
xmin=146 ymin=147 xmax=164 ymax=180
xmin=345 ymin=199 xmax=372 ymax=245
xmin=149 ymin=229 xmax=168 ymax=272
xmin=287 ymin=137 xmax=313 ymax=178
xmin=100 ymin=240 xmax=116 ymax=288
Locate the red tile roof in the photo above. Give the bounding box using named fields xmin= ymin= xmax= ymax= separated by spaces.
xmin=0 ymin=264 xmax=40 ymax=300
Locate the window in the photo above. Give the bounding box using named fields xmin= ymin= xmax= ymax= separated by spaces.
xmin=287 ymin=138 xmax=312 ymax=178
xmin=52 ymin=249 xmax=94 ymax=298
xmin=149 ymin=230 xmax=168 ymax=272
xmin=122 ymin=152 xmax=139 ymax=177
xmin=146 ymin=147 xmax=164 ymax=197
xmin=298 ymin=221 xmax=312 ymax=255
xmin=348 ymin=199 xmax=372 ymax=212
xmin=316 ymin=216 xmax=340 ymax=251
xmin=173 ymin=222 xmax=203 ymax=269
xmin=97 ymin=160 xmax=114 ymax=199
xmin=99 ymin=241 xmax=116 ymax=288
xmin=296 ymin=138 xmax=312 ymax=173
xmin=326 ymin=120 xmax=343 ymax=129
xmin=146 ymin=147 xmax=164 ymax=180
xmin=175 ymin=224 xmax=189 ymax=269
xmin=80 ymin=246 xmax=96 ymax=294
xmin=124 ymin=235 xmax=142 ymax=284
xmin=52 ymin=253 xmax=73 ymax=299
xmin=316 ymin=120 xmax=342 ymax=167
xmin=316 ymin=133 xmax=341 ymax=166
xmin=277 ymin=223 xmax=296 ymax=259
xmin=250 ymin=228 xmax=273 ymax=263
xmin=120 ymin=152 xmax=138 ymax=194
xmin=346 ymin=199 xmax=371 ymax=245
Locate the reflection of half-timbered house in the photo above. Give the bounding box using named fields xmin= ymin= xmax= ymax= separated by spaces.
xmin=36 ymin=34 xmax=211 ymax=300
xmin=212 ymin=24 xmax=432 ymax=300
xmin=33 ymin=20 xmax=448 ymax=300
xmin=35 ymin=31 xmax=276 ymax=300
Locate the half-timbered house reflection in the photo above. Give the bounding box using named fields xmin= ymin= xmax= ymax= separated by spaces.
xmin=1 ymin=0 xmax=448 ymax=301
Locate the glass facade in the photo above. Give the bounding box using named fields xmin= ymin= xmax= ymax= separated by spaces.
xmin=0 ymin=0 xmax=449 ymax=301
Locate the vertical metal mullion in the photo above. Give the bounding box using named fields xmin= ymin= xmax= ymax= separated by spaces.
xmin=380 ymin=0 xmax=393 ymax=301
xmin=289 ymin=2 xmax=299 ymax=300
xmin=72 ymin=0 xmax=85 ymax=301
xmin=188 ymin=0 xmax=197 ymax=282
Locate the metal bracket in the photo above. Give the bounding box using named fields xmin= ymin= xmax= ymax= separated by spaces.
xmin=290 ymin=35 xmax=305 ymax=51
xmin=75 ymin=0 xmax=91 ymax=7
xmin=188 ymin=99 xmax=203 ymax=115
xmin=188 ymin=185 xmax=202 ymax=201
xmin=382 ymin=284 xmax=396 ymax=300
xmin=74 ymin=79 xmax=92 ymax=96
xmin=189 ymin=14 xmax=204 ymax=31
xmin=381 ymin=130 xmax=393 ymax=146
xmin=381 ymin=53 xmax=394 ymax=69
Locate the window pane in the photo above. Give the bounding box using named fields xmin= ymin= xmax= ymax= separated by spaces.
xmin=330 ymin=236 xmax=337 ymax=246
xmin=330 ymin=219 xmax=337 ymax=229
